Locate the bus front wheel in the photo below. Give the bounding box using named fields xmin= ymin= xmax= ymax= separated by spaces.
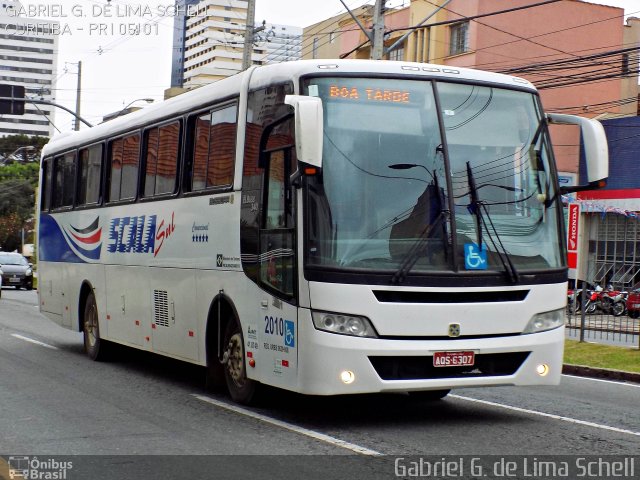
xmin=223 ymin=320 xmax=258 ymax=404
xmin=83 ymin=292 xmax=109 ymax=361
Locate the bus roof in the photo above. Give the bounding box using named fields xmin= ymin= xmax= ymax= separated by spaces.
xmin=42 ymin=59 xmax=535 ymax=156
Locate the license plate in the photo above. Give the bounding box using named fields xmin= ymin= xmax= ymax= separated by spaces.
xmin=633 ymin=304 xmax=640 ymax=309
xmin=433 ymin=351 xmax=475 ymax=367
xmin=9 ymin=277 xmax=20 ymax=283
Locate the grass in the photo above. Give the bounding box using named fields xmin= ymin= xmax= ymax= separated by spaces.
xmin=564 ymin=339 xmax=640 ymax=373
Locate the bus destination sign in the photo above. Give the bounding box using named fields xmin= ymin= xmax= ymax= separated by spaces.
xmin=329 ymin=84 xmax=411 ymax=104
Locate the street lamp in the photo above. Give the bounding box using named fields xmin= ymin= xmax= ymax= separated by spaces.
xmin=1 ymin=146 xmax=36 ymax=165
xmin=109 ymin=98 xmax=154 ymax=121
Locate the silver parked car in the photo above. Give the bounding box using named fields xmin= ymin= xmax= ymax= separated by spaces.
xmin=0 ymin=252 xmax=33 ymax=290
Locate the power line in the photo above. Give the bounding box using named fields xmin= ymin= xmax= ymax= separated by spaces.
xmin=340 ymin=0 xmax=564 ymax=58
xmin=547 ymin=95 xmax=638 ymax=114
xmin=294 ymin=2 xmax=375 ymax=59
xmin=418 ymin=0 xmax=579 ymax=61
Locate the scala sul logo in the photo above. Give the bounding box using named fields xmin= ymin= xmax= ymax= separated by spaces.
xmin=107 ymin=212 xmax=176 ymax=257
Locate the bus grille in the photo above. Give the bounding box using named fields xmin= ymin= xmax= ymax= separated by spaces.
xmin=153 ymin=290 xmax=169 ymax=327
xmin=373 ymin=290 xmax=529 ymax=303
xmin=368 ymin=352 xmax=530 ymax=380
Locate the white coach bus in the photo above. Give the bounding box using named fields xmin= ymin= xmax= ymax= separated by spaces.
xmin=38 ymin=60 xmax=608 ymax=404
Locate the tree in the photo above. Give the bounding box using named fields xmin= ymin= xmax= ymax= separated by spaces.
xmin=0 ymin=134 xmax=48 ymax=160
xmin=0 ymin=179 xmax=35 ymax=251
xmin=0 ymin=162 xmax=39 ymax=186
xmin=0 ymin=135 xmax=47 ymax=252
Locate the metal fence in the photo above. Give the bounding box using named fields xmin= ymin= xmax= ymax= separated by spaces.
xmin=585 ymin=213 xmax=640 ymax=292
xmin=566 ymin=300 xmax=640 ymax=348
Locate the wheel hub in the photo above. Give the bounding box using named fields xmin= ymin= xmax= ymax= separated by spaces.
xmin=226 ymin=333 xmax=246 ymax=387
xmin=85 ymin=306 xmax=97 ymax=347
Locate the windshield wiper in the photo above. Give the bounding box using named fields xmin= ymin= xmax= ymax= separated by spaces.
xmin=466 ymin=161 xmax=519 ymax=283
xmin=391 ymin=173 xmax=449 ymax=285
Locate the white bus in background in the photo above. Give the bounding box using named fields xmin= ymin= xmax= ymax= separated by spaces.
xmin=37 ymin=60 xmax=608 ymax=404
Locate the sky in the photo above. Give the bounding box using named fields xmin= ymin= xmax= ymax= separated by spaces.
xmin=9 ymin=0 xmax=638 ymax=135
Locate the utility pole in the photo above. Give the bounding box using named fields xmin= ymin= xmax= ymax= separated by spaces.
xmin=371 ymin=0 xmax=386 ymax=60
xmin=74 ymin=61 xmax=82 ymax=131
xmin=242 ymin=0 xmax=256 ymax=70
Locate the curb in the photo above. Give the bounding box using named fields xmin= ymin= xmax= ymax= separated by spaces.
xmin=563 ymin=363 xmax=640 ymax=384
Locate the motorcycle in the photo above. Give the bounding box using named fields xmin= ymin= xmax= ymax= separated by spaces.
xmin=589 ymin=285 xmax=627 ymax=316
xmin=567 ymin=285 xmax=595 ymax=314
xmin=611 ymin=290 xmax=628 ymax=317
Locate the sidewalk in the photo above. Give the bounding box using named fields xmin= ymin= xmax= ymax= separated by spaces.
xmin=563 ymin=363 xmax=640 ymax=384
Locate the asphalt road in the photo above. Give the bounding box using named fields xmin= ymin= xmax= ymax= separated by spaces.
xmin=0 ymin=287 xmax=638 ymax=479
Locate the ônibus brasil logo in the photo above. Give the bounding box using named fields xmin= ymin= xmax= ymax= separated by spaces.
xmin=8 ymin=456 xmax=73 ymax=480
xmin=107 ymin=212 xmax=176 ymax=257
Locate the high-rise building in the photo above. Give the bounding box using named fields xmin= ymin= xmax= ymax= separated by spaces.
xmin=182 ymin=0 xmax=266 ymax=88
xmin=259 ymin=24 xmax=302 ymax=64
xmin=170 ymin=0 xmax=200 ymax=88
xmin=0 ymin=0 xmax=58 ymax=137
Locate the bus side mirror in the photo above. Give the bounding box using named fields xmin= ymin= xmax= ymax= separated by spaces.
xmin=284 ymin=95 xmax=323 ymax=169
xmin=547 ymin=113 xmax=609 ymax=194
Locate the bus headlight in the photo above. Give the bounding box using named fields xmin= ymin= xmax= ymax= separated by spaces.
xmin=311 ymin=311 xmax=378 ymax=338
xmin=523 ymin=308 xmax=564 ymax=334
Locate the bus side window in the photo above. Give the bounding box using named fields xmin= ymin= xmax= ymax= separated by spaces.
xmin=40 ymin=158 xmax=52 ymax=211
xmin=192 ymin=113 xmax=210 ymax=191
xmin=259 ymin=146 xmax=296 ymax=298
xmin=77 ymin=144 xmax=103 ymax=206
xmin=263 ymin=150 xmax=288 ymax=229
xmin=241 ymin=84 xmax=294 ymax=293
xmin=108 ymin=138 xmax=123 ymax=201
xmin=108 ymin=133 xmax=140 ymax=202
xmin=52 ymin=152 xmax=76 ymax=209
xmin=121 ymin=134 xmax=140 ymax=199
xmin=143 ymin=121 xmax=180 ymax=197
xmin=190 ymin=103 xmax=237 ymax=192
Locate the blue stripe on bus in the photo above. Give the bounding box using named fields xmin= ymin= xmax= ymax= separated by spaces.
xmin=39 ymin=214 xmax=91 ymax=263
xmin=62 ymin=228 xmax=102 ymax=261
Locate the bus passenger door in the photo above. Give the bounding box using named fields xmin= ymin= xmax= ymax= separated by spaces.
xmin=256 ymin=147 xmax=298 ymax=389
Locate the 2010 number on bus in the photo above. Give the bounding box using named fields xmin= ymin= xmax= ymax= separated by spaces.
xmin=264 ymin=316 xmax=285 ymax=337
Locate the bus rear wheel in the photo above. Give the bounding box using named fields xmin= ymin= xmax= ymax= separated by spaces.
xmin=83 ymin=292 xmax=109 ymax=361
xmin=223 ymin=320 xmax=258 ymax=404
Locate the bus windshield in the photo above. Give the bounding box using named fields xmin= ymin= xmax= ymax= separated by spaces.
xmin=303 ymin=77 xmax=564 ymax=278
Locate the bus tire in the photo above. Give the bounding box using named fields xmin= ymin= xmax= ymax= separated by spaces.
xmin=223 ymin=319 xmax=258 ymax=404
xmin=408 ymin=389 xmax=451 ymax=401
xmin=83 ymin=291 xmax=109 ymax=361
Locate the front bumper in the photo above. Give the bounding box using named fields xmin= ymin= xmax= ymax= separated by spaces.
xmin=296 ymin=309 xmax=564 ymax=395
xmin=1 ymin=273 xmax=32 ymax=288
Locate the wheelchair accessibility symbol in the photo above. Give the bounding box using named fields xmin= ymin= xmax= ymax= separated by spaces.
xmin=464 ymin=243 xmax=487 ymax=270
xmin=284 ymin=320 xmax=295 ymax=347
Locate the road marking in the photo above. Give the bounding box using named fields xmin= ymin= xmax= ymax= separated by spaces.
xmin=11 ymin=334 xmax=58 ymax=350
xmin=562 ymin=374 xmax=640 ymax=389
xmin=451 ymin=394 xmax=640 ymax=437
xmin=193 ymin=394 xmax=382 ymax=456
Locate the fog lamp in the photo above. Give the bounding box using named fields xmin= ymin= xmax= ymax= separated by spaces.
xmin=340 ymin=370 xmax=355 ymax=384
xmin=536 ymin=364 xmax=550 ymax=376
